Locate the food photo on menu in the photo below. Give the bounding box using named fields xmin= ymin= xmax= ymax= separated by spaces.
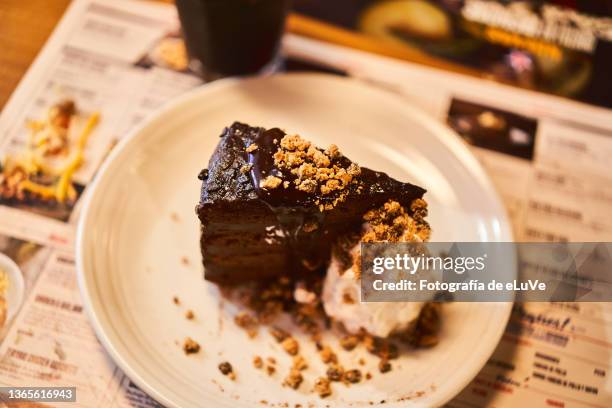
xmin=0 ymin=0 xmax=611 ymax=407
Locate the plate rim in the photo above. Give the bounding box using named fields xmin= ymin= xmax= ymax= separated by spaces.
xmin=76 ymin=72 xmax=514 ymax=408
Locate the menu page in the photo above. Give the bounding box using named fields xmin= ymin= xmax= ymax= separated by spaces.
xmin=0 ymin=0 xmax=611 ymax=406
xmin=291 ymin=0 xmax=612 ymax=109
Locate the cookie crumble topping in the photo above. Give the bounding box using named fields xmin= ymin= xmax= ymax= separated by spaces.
xmin=272 ymin=134 xmax=361 ymax=210
xmin=260 ymin=175 xmax=283 ymax=190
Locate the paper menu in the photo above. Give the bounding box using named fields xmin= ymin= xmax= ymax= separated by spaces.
xmin=0 ymin=0 xmax=611 ymax=406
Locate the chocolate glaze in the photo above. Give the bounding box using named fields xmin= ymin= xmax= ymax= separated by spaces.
xmin=248 ymin=128 xmax=308 ymax=205
xmin=245 ymin=128 xmax=326 ymax=267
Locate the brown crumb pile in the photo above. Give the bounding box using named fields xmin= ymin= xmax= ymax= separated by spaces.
xmin=211 ymin=260 xmax=440 ymax=400
xmin=225 ymin=275 xmax=327 ymax=335
xmin=345 ymin=199 xmax=430 ymax=279
xmin=362 ymin=199 xmax=430 ymax=243
xmin=270 ymin=135 xmax=361 ymax=210
xmin=185 ymin=310 xmax=195 ymax=320
xmin=182 ymin=337 xmax=200 ymax=354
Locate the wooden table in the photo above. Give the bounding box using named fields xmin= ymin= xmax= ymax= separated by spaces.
xmin=0 ymin=0 xmax=71 ymax=110
xmin=0 ymin=0 xmax=168 ymax=111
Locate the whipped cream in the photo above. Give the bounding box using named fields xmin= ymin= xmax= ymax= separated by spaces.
xmin=322 ymin=240 xmax=425 ymax=338
xmin=321 ymin=200 xmax=432 ymax=338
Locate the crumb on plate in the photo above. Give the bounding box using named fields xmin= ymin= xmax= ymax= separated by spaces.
xmin=183 ymin=337 xmax=200 ymax=354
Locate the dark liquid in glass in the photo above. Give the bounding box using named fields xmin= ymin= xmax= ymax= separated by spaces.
xmin=176 ymin=0 xmax=291 ymax=79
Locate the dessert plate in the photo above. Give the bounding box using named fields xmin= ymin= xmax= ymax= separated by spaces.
xmin=77 ymin=73 xmax=513 ymax=407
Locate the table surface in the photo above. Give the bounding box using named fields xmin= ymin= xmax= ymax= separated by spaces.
xmin=0 ymin=0 xmax=176 ymax=111
xmin=0 ymin=0 xmax=71 ymax=110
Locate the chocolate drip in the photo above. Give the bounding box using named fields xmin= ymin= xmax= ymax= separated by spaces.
xmin=246 ymin=128 xmax=326 ymax=269
xmin=248 ymin=128 xmax=319 ymax=207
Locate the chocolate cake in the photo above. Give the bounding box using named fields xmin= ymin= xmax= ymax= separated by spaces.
xmin=197 ymin=122 xmax=427 ymax=284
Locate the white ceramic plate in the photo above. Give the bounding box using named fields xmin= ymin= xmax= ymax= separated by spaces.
xmin=0 ymin=252 xmax=25 ymax=323
xmin=77 ymin=74 xmax=513 ymax=408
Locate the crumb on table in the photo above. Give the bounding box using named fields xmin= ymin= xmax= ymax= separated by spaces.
xmin=185 ymin=310 xmax=195 ymax=320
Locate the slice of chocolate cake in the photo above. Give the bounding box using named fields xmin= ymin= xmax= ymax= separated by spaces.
xmin=197 ymin=122 xmax=427 ymax=284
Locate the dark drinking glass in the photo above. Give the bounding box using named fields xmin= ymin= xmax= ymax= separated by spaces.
xmin=175 ymin=0 xmax=291 ymax=81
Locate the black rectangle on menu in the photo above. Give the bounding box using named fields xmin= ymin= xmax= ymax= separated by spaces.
xmin=447 ymin=98 xmax=538 ymax=161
